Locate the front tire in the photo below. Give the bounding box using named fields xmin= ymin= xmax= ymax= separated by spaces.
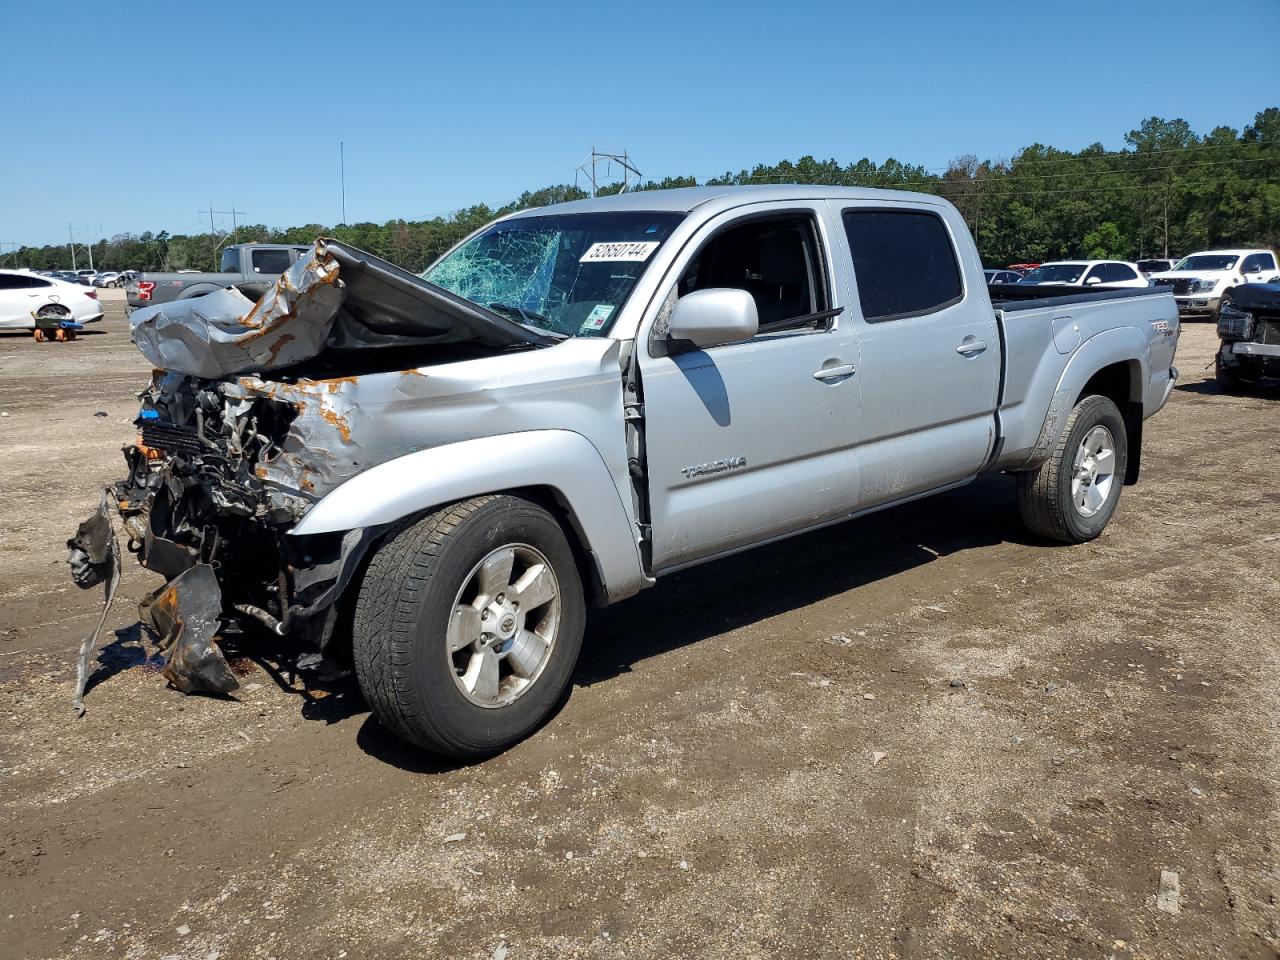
xmin=1215 ymin=353 xmax=1247 ymax=393
xmin=353 ymin=495 xmax=585 ymax=758
xmin=1016 ymin=395 xmax=1128 ymax=544
xmin=1214 ymin=290 xmax=1234 ymax=323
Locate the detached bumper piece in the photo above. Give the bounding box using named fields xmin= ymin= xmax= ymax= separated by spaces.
xmin=66 ymin=495 xmax=240 ymax=712
xmin=143 ymin=564 xmax=238 ymax=696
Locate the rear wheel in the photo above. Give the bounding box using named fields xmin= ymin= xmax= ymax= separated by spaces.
xmin=1016 ymin=395 xmax=1128 ymax=544
xmin=353 ymin=494 xmax=585 ymax=758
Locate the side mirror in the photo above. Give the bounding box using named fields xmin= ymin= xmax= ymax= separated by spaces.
xmin=1084 ymin=275 xmax=1102 ymax=286
xmin=667 ymin=288 xmax=758 ymax=349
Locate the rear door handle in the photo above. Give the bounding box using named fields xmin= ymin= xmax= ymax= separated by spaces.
xmin=813 ymin=363 xmax=857 ymax=381
xmin=955 ymin=338 xmax=988 ymax=356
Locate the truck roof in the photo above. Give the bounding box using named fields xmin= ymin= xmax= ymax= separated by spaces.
xmin=507 ymin=184 xmax=948 ymax=218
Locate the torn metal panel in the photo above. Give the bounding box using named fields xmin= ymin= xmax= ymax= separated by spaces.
xmin=67 ymin=491 xmax=122 ymax=715
xmin=143 ymin=564 xmax=239 ymax=695
xmin=130 ymin=244 xmax=346 ymax=378
xmin=128 ymin=239 xmax=554 ymax=380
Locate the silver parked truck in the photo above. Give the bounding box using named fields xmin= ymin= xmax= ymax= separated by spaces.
xmin=68 ymin=186 xmax=1180 ymax=756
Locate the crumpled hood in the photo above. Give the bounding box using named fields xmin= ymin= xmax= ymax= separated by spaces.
xmin=1231 ymin=282 xmax=1280 ymax=312
xmin=129 ymin=238 xmax=555 ymax=379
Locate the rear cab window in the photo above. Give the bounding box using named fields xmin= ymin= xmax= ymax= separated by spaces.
xmin=251 ymin=249 xmax=292 ymax=274
xmin=841 ymin=209 xmax=963 ymax=321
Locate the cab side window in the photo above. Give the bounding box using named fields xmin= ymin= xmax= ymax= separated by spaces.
xmin=842 ymin=209 xmax=962 ymax=321
xmin=678 ymin=214 xmax=830 ymax=335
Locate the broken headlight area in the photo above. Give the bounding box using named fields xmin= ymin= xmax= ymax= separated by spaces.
xmin=66 ymin=370 xmax=374 ymax=709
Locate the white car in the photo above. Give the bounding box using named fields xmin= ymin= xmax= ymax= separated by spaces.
xmin=1016 ymin=260 xmax=1150 ymax=289
xmin=1150 ymin=249 xmax=1280 ymax=319
xmin=0 ymin=269 xmax=104 ymax=330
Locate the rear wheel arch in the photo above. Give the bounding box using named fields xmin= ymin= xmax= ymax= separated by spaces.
xmin=1077 ymin=360 xmax=1143 ymax=485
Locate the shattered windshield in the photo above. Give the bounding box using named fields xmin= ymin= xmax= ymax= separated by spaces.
xmin=423 ymin=211 xmax=684 ymax=338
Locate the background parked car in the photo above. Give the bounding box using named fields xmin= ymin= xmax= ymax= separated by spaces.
xmin=1150 ymin=249 xmax=1280 ymax=320
xmin=984 ymin=269 xmax=1023 ymax=284
xmin=1136 ymin=258 xmax=1177 ymax=275
xmin=1017 ymin=260 xmax=1149 ymax=288
xmin=92 ymin=271 xmax=137 ymax=288
xmin=1007 ymin=262 xmax=1040 ymax=274
xmin=0 ymin=269 xmax=104 ymax=330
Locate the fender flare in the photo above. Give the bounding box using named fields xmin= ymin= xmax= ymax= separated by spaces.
xmin=1021 ymin=327 xmax=1148 ymax=471
xmin=289 ymin=429 xmax=646 ymax=603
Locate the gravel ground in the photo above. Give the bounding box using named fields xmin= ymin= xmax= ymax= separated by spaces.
xmin=0 ymin=294 xmax=1277 ymax=959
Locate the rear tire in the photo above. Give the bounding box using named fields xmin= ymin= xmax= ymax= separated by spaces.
xmin=1016 ymin=395 xmax=1128 ymax=544
xmin=353 ymin=494 xmax=585 ymax=758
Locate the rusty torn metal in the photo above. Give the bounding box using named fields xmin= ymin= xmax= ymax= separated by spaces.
xmin=129 ymin=242 xmax=346 ymax=378
xmin=142 ymin=564 xmax=239 ymax=696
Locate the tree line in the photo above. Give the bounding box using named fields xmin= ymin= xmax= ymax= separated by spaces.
xmin=6 ymin=109 xmax=1276 ymax=275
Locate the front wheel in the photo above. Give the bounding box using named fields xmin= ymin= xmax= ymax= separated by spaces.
xmin=1214 ymin=290 xmax=1234 ymax=323
xmin=353 ymin=494 xmax=585 ymax=758
xmin=1016 ymin=395 xmax=1128 ymax=544
xmin=1215 ymin=353 xmax=1248 ymax=393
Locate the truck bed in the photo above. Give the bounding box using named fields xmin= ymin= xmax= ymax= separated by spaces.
xmin=989 ymin=285 xmax=1177 ymax=472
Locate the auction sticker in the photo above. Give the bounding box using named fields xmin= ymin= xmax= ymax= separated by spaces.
xmin=579 ymin=241 xmax=659 ymax=263
xmin=579 ymin=303 xmax=615 ymax=333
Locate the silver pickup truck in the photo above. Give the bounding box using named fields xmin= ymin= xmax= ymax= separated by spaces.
xmin=70 ymin=186 xmax=1179 ymax=756
xmin=125 ymin=243 xmax=312 ymax=309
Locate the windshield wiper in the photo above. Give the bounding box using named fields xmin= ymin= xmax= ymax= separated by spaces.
xmin=486 ymin=302 xmax=567 ymax=341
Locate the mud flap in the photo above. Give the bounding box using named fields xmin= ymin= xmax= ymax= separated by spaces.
xmin=67 ymin=491 xmax=123 ymax=715
xmin=141 ymin=564 xmax=239 ymax=696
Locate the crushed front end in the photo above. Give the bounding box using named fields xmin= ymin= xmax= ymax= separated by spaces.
xmin=82 ymin=369 xmax=372 ymax=696
xmin=65 ymin=236 xmax=551 ymax=709
xmin=1217 ymin=284 xmax=1280 ymax=385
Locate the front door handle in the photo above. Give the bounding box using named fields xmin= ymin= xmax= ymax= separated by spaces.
xmin=813 ymin=363 xmax=857 ymax=381
xmin=955 ymin=338 xmax=988 ymax=356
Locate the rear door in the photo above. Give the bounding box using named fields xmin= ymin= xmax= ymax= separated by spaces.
xmin=637 ymin=202 xmax=860 ymax=570
xmin=835 ymin=203 xmax=999 ymax=509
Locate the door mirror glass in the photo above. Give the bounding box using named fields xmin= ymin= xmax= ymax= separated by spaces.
xmin=668 ymin=288 xmax=759 ymax=349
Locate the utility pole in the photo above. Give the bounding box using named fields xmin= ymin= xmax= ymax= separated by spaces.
xmin=340 ymin=141 xmax=347 ymax=226
xmin=214 ymin=207 xmax=245 ymax=241
xmin=209 ymin=204 xmax=216 ymax=235
xmin=68 ymin=222 xmax=77 ymax=270
xmin=575 ymin=148 xmax=641 ymax=198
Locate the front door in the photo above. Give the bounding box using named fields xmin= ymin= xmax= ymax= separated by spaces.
xmin=637 ymin=203 xmax=861 ymax=571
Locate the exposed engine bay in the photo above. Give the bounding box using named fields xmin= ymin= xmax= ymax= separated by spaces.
xmin=66 ymin=237 xmax=556 ymax=708
xmin=1218 ymin=283 xmax=1280 ymax=383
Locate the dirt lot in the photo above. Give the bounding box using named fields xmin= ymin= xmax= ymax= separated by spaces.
xmin=1 ymin=292 xmax=1277 ymax=960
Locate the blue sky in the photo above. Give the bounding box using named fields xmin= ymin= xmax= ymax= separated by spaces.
xmin=2 ymin=0 xmax=1277 ymax=247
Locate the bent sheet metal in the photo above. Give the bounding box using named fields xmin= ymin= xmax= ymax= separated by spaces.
xmin=67 ymin=237 xmax=553 ymax=709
